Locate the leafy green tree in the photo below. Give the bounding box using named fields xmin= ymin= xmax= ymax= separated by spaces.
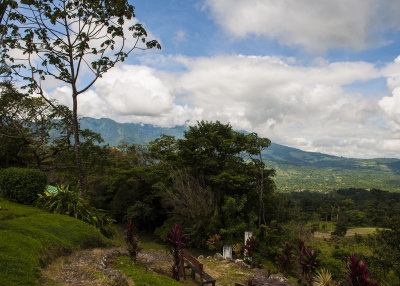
xmin=0 ymin=81 xmax=69 ymax=169
xmin=150 ymin=121 xmax=275 ymax=205
xmin=246 ymin=132 xmax=274 ymax=226
xmin=149 ymin=121 xmax=276 ymax=246
xmin=372 ymin=215 xmax=400 ymax=280
xmin=332 ymin=215 xmax=348 ymax=237
xmin=220 ymin=195 xmax=247 ymax=244
xmin=2 ymin=0 xmax=161 ymax=194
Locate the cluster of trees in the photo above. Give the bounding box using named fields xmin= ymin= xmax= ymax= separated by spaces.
xmin=287 ymin=188 xmax=400 ymax=228
xmin=287 ymin=189 xmax=400 ymax=283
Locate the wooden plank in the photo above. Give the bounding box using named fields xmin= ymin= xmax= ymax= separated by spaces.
xmin=182 ymin=251 xmax=215 ymax=285
xmin=183 ymin=251 xmax=203 ymax=272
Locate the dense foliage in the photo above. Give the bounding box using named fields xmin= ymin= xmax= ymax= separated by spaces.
xmin=0 ymin=167 xmax=46 ymax=204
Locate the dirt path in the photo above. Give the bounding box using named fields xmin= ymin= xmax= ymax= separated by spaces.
xmin=40 ymin=247 xmax=133 ymax=286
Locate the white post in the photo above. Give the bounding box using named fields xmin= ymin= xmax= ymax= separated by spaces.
xmin=244 ymin=231 xmax=253 ymax=257
xmin=244 ymin=231 xmax=253 ymax=245
xmin=223 ymin=245 xmax=232 ymax=259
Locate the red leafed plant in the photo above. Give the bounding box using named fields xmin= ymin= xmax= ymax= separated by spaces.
xmin=277 ymin=241 xmax=295 ymax=277
xmin=346 ymin=254 xmax=379 ymax=286
xmin=297 ymin=238 xmax=320 ymax=283
xmin=243 ymin=236 xmax=259 ymax=258
xmin=124 ymin=220 xmax=141 ymax=263
xmin=206 ymin=234 xmax=222 ymax=252
xmin=167 ymin=224 xmax=188 ymax=281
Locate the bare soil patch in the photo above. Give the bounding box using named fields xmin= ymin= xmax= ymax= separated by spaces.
xmin=40 ymin=247 xmax=132 ymax=286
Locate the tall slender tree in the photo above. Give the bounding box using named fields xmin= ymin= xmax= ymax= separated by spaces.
xmin=1 ymin=0 xmax=160 ymax=193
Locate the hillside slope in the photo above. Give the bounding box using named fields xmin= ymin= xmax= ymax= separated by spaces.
xmin=0 ymin=198 xmax=109 ymax=285
xmin=80 ymin=117 xmax=400 ymax=192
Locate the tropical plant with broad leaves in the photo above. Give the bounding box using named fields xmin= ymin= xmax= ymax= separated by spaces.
xmin=167 ymin=224 xmax=188 ymax=281
xmin=37 ymin=185 xmax=114 ymax=237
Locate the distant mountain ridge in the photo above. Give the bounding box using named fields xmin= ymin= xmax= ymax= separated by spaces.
xmin=80 ymin=117 xmax=400 ymax=192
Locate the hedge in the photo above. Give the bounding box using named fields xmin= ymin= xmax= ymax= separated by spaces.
xmin=0 ymin=167 xmax=47 ymax=204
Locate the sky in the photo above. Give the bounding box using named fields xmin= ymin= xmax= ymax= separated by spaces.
xmin=49 ymin=0 xmax=400 ymax=159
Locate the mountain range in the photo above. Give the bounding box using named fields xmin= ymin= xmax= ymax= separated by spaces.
xmin=80 ymin=117 xmax=400 ymax=193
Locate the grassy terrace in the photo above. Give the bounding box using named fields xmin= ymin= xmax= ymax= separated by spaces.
xmin=0 ymin=198 xmax=110 ymax=286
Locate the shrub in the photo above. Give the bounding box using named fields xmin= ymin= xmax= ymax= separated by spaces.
xmin=167 ymin=224 xmax=188 ymax=281
xmin=297 ymin=238 xmax=320 ymax=284
xmin=243 ymin=236 xmax=259 ymax=259
xmin=37 ymin=185 xmax=115 ymax=238
xmin=124 ymin=220 xmax=141 ymax=263
xmin=0 ymin=167 xmax=47 ymax=204
xmin=277 ymin=241 xmax=295 ymax=277
xmin=206 ymin=234 xmax=222 ymax=252
xmin=233 ymin=242 xmax=243 ymax=257
xmin=313 ymin=268 xmax=335 ymax=286
xmin=345 ymin=254 xmax=378 ymax=286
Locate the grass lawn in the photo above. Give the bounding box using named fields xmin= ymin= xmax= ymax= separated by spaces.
xmin=114 ymin=256 xmax=183 ymax=286
xmin=0 ymin=198 xmax=110 ymax=286
xmin=345 ymin=227 xmax=384 ymax=236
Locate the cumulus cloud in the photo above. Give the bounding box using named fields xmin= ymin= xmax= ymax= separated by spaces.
xmin=380 ymin=57 xmax=400 ymax=133
xmin=379 ymin=88 xmax=400 ymax=131
xmin=47 ymin=65 xmax=201 ymax=127
xmin=47 ymin=55 xmax=400 ymax=158
xmin=169 ymin=55 xmax=390 ymax=157
xmin=94 ymin=66 xmax=173 ymax=116
xmin=204 ymin=0 xmax=400 ymax=51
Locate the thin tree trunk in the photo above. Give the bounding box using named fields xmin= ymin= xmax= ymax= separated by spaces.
xmin=258 ymin=150 xmax=266 ymax=227
xmin=64 ymin=6 xmax=84 ymax=196
xmin=72 ymin=92 xmax=84 ymax=195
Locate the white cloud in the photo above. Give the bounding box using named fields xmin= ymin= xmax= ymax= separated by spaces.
xmin=94 ymin=66 xmax=173 ymax=116
xmin=204 ymin=0 xmax=400 ymax=51
xmin=168 ymin=55 xmax=389 ymax=157
xmin=47 ymin=55 xmax=400 ymax=158
xmin=47 ymin=65 xmax=201 ymax=127
xmin=380 ymin=57 xmax=400 ymax=132
xmin=379 ymin=87 xmax=400 ymax=131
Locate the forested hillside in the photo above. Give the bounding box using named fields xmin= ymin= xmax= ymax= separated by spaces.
xmin=80 ymin=117 xmax=400 ymax=192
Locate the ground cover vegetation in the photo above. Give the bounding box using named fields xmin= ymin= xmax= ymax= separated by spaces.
xmin=0 ymin=197 xmax=109 ymax=286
